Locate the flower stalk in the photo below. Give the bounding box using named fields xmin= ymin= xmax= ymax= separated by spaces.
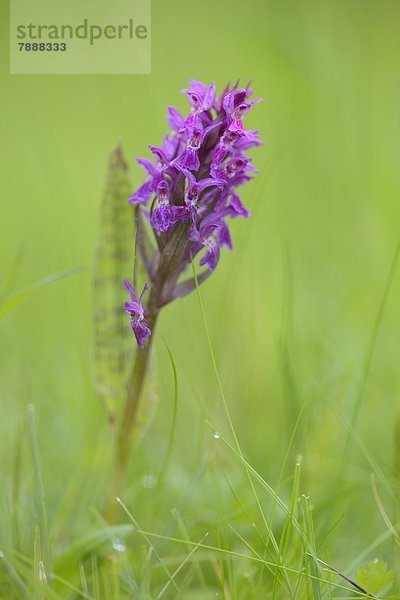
xmin=110 ymin=326 xmax=157 ymax=508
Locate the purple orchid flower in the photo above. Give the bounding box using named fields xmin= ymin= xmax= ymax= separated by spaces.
xmin=125 ymin=80 xmax=262 ymax=346
xmin=150 ymin=181 xmax=177 ymax=232
xmin=190 ymin=213 xmax=233 ymax=272
xmin=123 ymin=280 xmax=151 ymax=348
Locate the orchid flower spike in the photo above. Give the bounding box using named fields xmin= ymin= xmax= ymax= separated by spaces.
xmin=126 ymin=80 xmax=262 ymax=346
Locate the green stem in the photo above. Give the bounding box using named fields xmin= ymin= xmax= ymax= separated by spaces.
xmin=106 ymin=299 xmax=159 ymax=522
xmin=120 ymin=323 xmax=157 ymax=459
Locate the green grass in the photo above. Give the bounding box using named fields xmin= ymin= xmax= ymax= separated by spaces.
xmin=1 ymin=0 xmax=400 ymax=597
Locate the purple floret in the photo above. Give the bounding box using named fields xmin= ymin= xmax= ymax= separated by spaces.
xmin=123 ymin=280 xmax=151 ymax=348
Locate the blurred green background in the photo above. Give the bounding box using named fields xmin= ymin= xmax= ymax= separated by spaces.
xmin=1 ymin=0 xmax=400 ymax=597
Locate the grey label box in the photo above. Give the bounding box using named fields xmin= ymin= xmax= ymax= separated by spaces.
xmin=10 ymin=0 xmax=151 ymax=74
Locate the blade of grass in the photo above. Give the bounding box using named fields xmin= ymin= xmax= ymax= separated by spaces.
xmin=343 ymin=238 xmax=400 ymax=467
xmin=27 ymin=405 xmax=51 ymax=587
xmin=279 ymin=238 xmax=302 ymax=431
xmin=0 ymin=267 xmax=83 ymax=320
xmin=0 ymin=246 xmax=25 ymax=299
xmin=370 ymin=473 xmax=400 ymax=547
xmin=49 ymin=572 xmax=94 ymax=600
xmin=333 ymin=409 xmax=396 ymax=503
xmin=157 ymin=338 xmax=179 ymax=486
xmin=91 ymin=554 xmax=100 ymax=600
xmin=272 ymin=458 xmax=302 ymax=599
xmin=214 ymin=521 xmax=229 ymax=599
xmin=11 ymin=430 xmax=23 ymax=552
xmin=79 ymin=562 xmax=89 ymax=597
xmin=301 ymin=495 xmax=322 ymax=600
xmin=33 ymin=521 xmax=48 ymax=599
xmin=0 ymin=550 xmax=31 ymax=599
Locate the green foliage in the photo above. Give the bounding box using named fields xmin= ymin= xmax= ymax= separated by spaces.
xmin=356 ymin=559 xmax=394 ymax=595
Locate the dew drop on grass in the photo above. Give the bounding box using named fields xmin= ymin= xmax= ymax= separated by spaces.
xmin=213 ymin=432 xmax=220 ymax=439
xmin=112 ymin=541 xmax=126 ymax=553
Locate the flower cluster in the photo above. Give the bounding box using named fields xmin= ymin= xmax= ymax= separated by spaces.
xmin=125 ymin=80 xmax=262 ymax=346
